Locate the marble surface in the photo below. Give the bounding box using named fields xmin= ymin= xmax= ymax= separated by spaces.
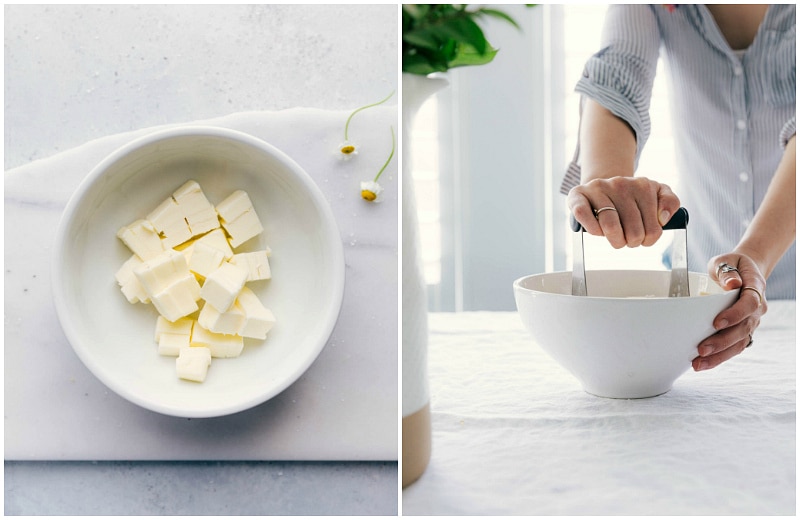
xmin=5 ymin=4 xmax=398 ymax=515
xmin=403 ymin=304 xmax=796 ymax=515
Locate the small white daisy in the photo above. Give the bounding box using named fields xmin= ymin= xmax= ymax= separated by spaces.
xmin=360 ymin=180 xmax=384 ymax=202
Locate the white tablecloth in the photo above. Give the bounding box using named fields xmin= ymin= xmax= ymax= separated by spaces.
xmin=403 ymin=302 xmax=796 ymax=515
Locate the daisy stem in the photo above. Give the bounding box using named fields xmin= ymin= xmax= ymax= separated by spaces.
xmin=344 ymin=90 xmax=395 ymax=141
xmin=374 ymin=126 xmax=395 ymax=182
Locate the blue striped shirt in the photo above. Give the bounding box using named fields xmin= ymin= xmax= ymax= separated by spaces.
xmin=562 ymin=4 xmax=795 ymax=299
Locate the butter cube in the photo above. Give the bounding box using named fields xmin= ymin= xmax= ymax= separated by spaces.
xmin=158 ymin=333 xmax=191 ymax=357
xmin=179 ymin=246 xmax=194 ymax=268
xmin=134 ymin=249 xmax=193 ymax=297
xmin=188 ymin=241 xmax=225 ymax=278
xmin=215 ymin=190 xmax=254 ymax=221
xmin=154 ymin=315 xmax=194 ymax=342
xmin=172 ymin=180 xmax=220 ymax=237
xmin=179 ymin=228 xmax=234 ymax=266
xmin=196 ymin=228 xmax=234 ymax=259
xmin=176 ymin=346 xmax=212 ymax=382
xmin=190 ymin=323 xmax=244 ymax=358
xmin=237 ymin=286 xmax=276 ymax=339
xmin=215 ymin=190 xmax=263 ymax=248
xmin=147 ymin=180 xmax=221 ymax=248
xmin=198 ymin=300 xmax=246 ymax=336
xmin=117 ymin=219 xmax=165 ymax=260
xmin=155 ymin=316 xmax=194 ymax=356
xmin=147 ymin=197 xmax=191 ymax=248
xmin=229 ymin=250 xmax=272 ymax=281
xmin=115 ymin=255 xmax=150 ymax=303
xmin=200 ymin=261 xmax=248 ymax=312
xmin=150 ymin=275 xmax=202 ymax=322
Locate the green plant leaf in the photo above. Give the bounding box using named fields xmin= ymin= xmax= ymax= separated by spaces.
xmin=436 ymin=15 xmax=488 ymax=55
xmin=401 ymin=4 xmax=534 ymax=75
xmin=448 ymin=42 xmax=499 ymax=68
xmin=477 ymin=8 xmax=522 ymax=31
xmin=402 ymin=48 xmax=449 ymax=75
xmin=402 ymin=27 xmax=445 ymax=51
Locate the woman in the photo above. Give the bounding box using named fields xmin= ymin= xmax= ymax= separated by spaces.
xmin=561 ymin=5 xmax=795 ymax=371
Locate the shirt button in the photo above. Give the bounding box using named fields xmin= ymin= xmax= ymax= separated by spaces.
xmin=734 ymin=66 xmax=743 ymax=76
xmin=742 ymin=219 xmax=751 ymax=228
xmin=739 ymin=171 xmax=749 ymax=182
xmin=737 ymin=119 xmax=747 ymax=130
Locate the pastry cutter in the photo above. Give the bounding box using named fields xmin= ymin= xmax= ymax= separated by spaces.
xmin=570 ymin=207 xmax=690 ymax=297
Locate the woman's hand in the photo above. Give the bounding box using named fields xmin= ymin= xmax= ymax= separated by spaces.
xmin=693 ymin=252 xmax=768 ymax=371
xmin=567 ymin=176 xmax=682 ymax=248
xmin=693 ymin=136 xmax=792 ymax=371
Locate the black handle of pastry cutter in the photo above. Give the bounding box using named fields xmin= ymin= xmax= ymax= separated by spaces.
xmin=570 ymin=207 xmax=688 ymax=232
xmin=569 ymin=206 xmax=691 ymax=297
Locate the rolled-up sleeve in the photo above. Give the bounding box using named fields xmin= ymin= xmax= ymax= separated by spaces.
xmin=780 ymin=116 xmax=796 ymax=147
xmin=575 ymin=4 xmax=661 ymax=167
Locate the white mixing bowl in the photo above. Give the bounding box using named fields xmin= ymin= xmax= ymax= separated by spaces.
xmin=53 ymin=126 xmax=345 ymax=417
xmin=513 ymin=270 xmax=738 ymax=398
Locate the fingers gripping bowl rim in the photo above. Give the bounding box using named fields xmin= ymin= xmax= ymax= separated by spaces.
xmin=52 ymin=126 xmax=345 ymax=418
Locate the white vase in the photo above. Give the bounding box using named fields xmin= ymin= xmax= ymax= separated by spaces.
xmin=402 ymin=72 xmax=448 ymax=489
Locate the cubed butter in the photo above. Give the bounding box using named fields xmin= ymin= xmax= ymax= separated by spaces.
xmin=215 ymin=190 xmax=263 ymax=248
xmin=179 ymin=227 xmax=234 ymax=266
xmin=147 ymin=180 xmax=221 ymax=248
xmin=146 ymin=197 xmax=192 ymax=248
xmin=172 ymin=180 xmax=220 ymax=237
xmin=176 ymin=346 xmax=212 ymax=382
xmin=195 ymin=228 xmax=234 ymax=259
xmin=237 ymin=286 xmax=276 ymax=339
xmin=116 ymin=181 xmax=276 ymax=385
xmin=150 ymin=274 xmax=202 ymax=322
xmin=158 ymin=333 xmax=191 ymax=357
xmin=115 ymin=255 xmax=150 ymax=304
xmin=179 ymin=246 xmax=194 ymax=268
xmin=117 ymin=219 xmax=165 ymax=260
xmin=198 ymin=300 xmax=246 ymax=336
xmin=134 ymin=249 xmax=193 ymax=297
xmin=229 ymin=250 xmax=272 ymax=281
xmin=155 ymin=316 xmax=195 ymax=356
xmin=154 ymin=315 xmax=193 ymax=341
xmin=188 ymin=241 xmax=225 ymax=278
xmin=190 ymin=323 xmax=244 ymax=358
xmin=200 ymin=261 xmax=248 ymax=312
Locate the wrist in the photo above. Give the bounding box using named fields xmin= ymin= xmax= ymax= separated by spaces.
xmin=733 ymin=243 xmax=771 ymax=279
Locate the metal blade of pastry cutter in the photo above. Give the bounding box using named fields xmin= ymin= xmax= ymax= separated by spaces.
xmin=570 ymin=215 xmax=587 ymax=296
xmin=664 ymin=207 xmax=690 ymax=297
xmin=569 ymin=207 xmax=690 ymax=297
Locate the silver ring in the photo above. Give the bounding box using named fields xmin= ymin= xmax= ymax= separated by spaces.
xmin=716 ymin=262 xmax=739 ymax=277
xmin=746 ymin=333 xmax=753 ymax=348
xmin=593 ymin=206 xmax=617 ymax=218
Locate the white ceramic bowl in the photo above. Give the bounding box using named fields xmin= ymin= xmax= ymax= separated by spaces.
xmin=513 ymin=270 xmax=738 ymax=398
xmin=53 ymin=126 xmax=345 ymax=418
